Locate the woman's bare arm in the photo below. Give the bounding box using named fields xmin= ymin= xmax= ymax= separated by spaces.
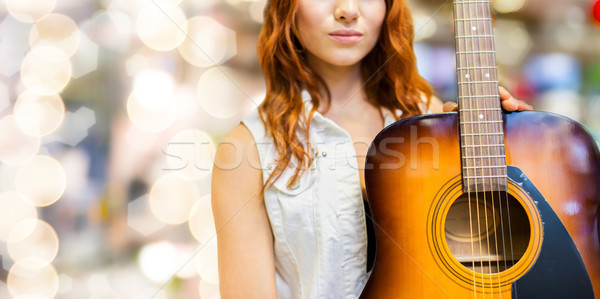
xmin=211 ymin=124 xmax=277 ymax=298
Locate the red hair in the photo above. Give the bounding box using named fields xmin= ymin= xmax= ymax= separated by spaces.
xmin=256 ymin=0 xmax=433 ymax=190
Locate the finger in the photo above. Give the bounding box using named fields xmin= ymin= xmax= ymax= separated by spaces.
xmin=442 ymin=102 xmax=458 ymax=112
xmin=518 ymin=100 xmax=533 ymax=111
xmin=498 ymin=86 xmax=511 ymax=101
xmin=501 ymin=98 xmax=520 ymax=111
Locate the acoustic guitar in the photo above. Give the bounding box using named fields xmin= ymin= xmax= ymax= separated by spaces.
xmin=360 ymin=0 xmax=600 ymax=298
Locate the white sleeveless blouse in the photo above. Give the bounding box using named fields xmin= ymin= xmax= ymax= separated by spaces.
xmin=241 ymin=92 xmax=401 ymax=298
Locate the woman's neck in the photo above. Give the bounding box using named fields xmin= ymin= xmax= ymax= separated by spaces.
xmin=306 ymin=53 xmax=367 ymax=112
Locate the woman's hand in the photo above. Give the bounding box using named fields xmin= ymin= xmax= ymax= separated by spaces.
xmin=441 ymin=86 xmax=533 ymax=112
xmin=498 ymin=86 xmax=533 ymax=111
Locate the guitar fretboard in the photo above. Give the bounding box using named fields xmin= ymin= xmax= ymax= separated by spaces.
xmin=453 ymin=0 xmax=508 ymax=192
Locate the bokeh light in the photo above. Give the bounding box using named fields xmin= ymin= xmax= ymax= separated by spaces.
xmin=189 ymin=0 xmax=219 ymax=10
xmin=197 ymin=67 xmax=251 ymax=119
xmin=85 ymin=10 xmax=133 ymax=53
xmin=7 ymin=259 xmax=59 ymax=298
xmin=5 ymin=0 xmax=57 ymax=23
xmin=174 ymin=244 xmax=199 ymax=279
xmin=492 ymin=0 xmax=526 ymax=14
xmin=0 ymin=17 xmax=31 ymax=78
xmin=200 ymin=278 xmax=221 ymax=299
xmin=0 ymin=115 xmax=41 ymax=165
xmin=0 ymin=191 xmax=38 ymax=241
xmin=0 ymin=82 xmax=10 ymax=113
xmin=188 ymin=195 xmax=216 ymax=244
xmin=125 ymin=53 xmax=151 ymax=77
xmin=249 ymin=0 xmax=267 ymax=24
xmin=133 ymin=69 xmax=175 ymax=110
xmin=70 ymin=33 xmax=99 ymax=78
xmin=29 ymin=13 xmax=81 ymax=58
xmin=413 ymin=11 xmax=437 ymax=42
xmin=149 ymin=174 xmax=200 ymax=224
xmin=165 ymin=130 xmax=216 ymax=181
xmin=127 ymin=195 xmax=167 ymax=236
xmin=7 ymin=219 xmax=60 ymax=268
xmin=13 ymin=91 xmax=66 ymax=137
xmin=126 ymin=69 xmax=179 ymax=132
xmin=136 ymin=3 xmax=188 ymax=51
xmin=495 ymin=20 xmax=532 ymax=66
xmin=138 ymin=241 xmax=178 ymax=283
xmin=20 ymin=45 xmax=72 ymax=95
xmin=126 ymin=92 xmax=176 ymax=132
xmin=177 ymin=16 xmax=237 ymax=67
xmin=195 ymin=239 xmax=219 ymax=284
xmin=15 ymin=155 xmax=67 ymax=207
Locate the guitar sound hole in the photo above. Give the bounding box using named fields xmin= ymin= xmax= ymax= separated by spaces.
xmin=444 ymin=192 xmax=530 ymax=274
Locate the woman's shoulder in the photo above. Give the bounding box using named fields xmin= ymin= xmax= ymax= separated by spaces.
xmin=214 ymin=123 xmax=260 ymax=173
xmin=213 ymin=123 xmax=262 ymax=189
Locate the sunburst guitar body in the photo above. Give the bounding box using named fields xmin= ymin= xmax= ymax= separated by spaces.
xmin=360 ymin=1 xmax=600 ymax=298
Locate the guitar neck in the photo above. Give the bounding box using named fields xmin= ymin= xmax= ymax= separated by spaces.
xmin=453 ymin=0 xmax=508 ymax=192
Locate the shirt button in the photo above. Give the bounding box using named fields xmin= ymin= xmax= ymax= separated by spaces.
xmin=322 ymin=152 xmax=327 ymax=157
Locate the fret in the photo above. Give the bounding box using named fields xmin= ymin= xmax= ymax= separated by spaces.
xmin=460 ymin=131 xmax=503 ymax=137
xmin=462 ymin=142 xmax=505 ymax=149
xmin=463 ymin=165 xmax=506 ymax=169
xmin=454 ymin=1 xmax=490 ymax=4
xmin=459 ymin=97 xmax=499 ymax=100
xmin=454 ymin=18 xmax=492 ymax=22
xmin=456 ymin=50 xmax=495 ymax=55
xmin=458 ymin=108 xmax=502 ymax=115
xmin=458 ymin=81 xmax=499 ymax=85
xmin=463 ymin=175 xmax=507 ymax=179
xmin=459 ymin=106 xmax=503 ymax=114
xmin=461 ymin=144 xmax=505 ymax=148
xmin=459 ymin=112 xmax=503 ymax=119
xmin=462 ymin=146 xmax=505 ymax=153
xmin=461 ymin=132 xmax=504 ymax=136
xmin=463 ymin=170 xmax=507 ymax=178
xmin=457 ymin=66 xmax=496 ymax=70
xmin=456 ymin=35 xmax=494 ymax=39
xmin=461 ymin=120 xmax=502 ymax=124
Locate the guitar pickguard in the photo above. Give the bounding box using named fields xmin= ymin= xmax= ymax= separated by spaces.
xmin=507 ymin=166 xmax=594 ymax=298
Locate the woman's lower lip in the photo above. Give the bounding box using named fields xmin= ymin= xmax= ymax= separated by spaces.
xmin=328 ymin=34 xmax=363 ymax=44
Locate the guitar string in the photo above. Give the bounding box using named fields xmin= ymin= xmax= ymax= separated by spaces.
xmin=481 ymin=0 xmax=517 ymax=293
xmin=482 ymin=0 xmax=504 ymax=292
xmin=458 ymin=0 xmax=483 ymax=296
xmin=455 ymin=1 xmax=477 ymax=297
xmin=493 ymin=9 xmax=518 ymax=295
xmin=478 ymin=1 xmax=502 ymax=295
xmin=465 ymin=2 xmax=488 ymax=295
xmin=456 ymin=0 xmax=474 ymax=296
xmin=482 ymin=0 xmax=511 ymax=282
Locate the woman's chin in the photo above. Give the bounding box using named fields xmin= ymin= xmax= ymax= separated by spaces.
xmin=321 ymin=54 xmax=365 ymax=68
xmin=306 ymin=49 xmax=368 ymax=69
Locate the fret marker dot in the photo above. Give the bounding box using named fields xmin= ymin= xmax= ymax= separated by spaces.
xmin=479 ymin=114 xmax=484 ymax=119
xmin=465 ymin=74 xmax=470 ymax=79
xmin=485 ymin=73 xmax=490 ymax=78
xmin=472 ymin=26 xmax=477 ymax=31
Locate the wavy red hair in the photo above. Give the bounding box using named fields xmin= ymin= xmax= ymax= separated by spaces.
xmin=257 ymin=0 xmax=433 ymax=190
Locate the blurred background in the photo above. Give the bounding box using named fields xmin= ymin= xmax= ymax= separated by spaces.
xmin=0 ymin=0 xmax=598 ymax=298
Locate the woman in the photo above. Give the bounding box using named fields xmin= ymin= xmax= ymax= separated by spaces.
xmin=212 ymin=0 xmax=531 ymax=298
